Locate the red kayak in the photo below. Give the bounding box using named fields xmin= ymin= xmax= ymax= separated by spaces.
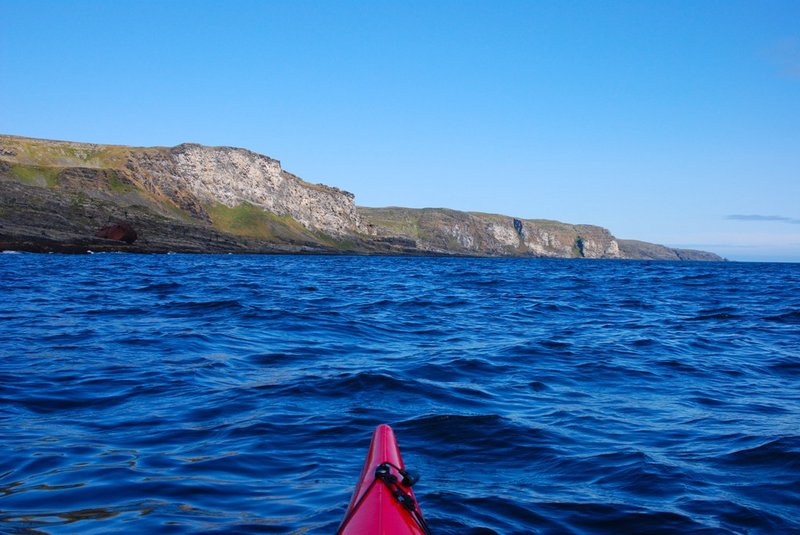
xmin=337 ymin=424 xmax=431 ymax=534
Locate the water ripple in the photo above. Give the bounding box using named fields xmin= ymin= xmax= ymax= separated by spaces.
xmin=0 ymin=255 xmax=798 ymax=533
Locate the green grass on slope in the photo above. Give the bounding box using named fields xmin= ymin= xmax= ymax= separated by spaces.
xmin=10 ymin=164 xmax=62 ymax=188
xmin=0 ymin=136 xmax=165 ymax=169
xmin=207 ymin=202 xmax=335 ymax=246
xmin=107 ymin=171 xmax=138 ymax=193
xmin=358 ymin=208 xmax=425 ymax=238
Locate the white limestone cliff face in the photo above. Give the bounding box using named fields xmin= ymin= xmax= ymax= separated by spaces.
xmin=575 ymin=225 xmax=621 ymax=258
xmin=172 ymin=145 xmax=362 ymax=236
xmin=126 ymin=144 xmax=363 ymax=237
xmin=522 ymin=225 xmax=569 ymax=256
xmin=520 ymin=222 xmax=621 ymax=259
xmin=487 ymin=223 xmax=519 ymax=247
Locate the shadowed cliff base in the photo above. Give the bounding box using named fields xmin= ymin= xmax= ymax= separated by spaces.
xmin=0 ymin=134 xmax=723 ymax=260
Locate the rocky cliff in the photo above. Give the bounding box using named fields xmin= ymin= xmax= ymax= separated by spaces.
xmin=359 ymin=207 xmax=622 ymax=258
xmin=617 ymin=240 xmax=723 ymax=261
xmin=124 ymin=143 xmax=363 ymax=236
xmin=0 ymin=134 xmax=723 ymax=260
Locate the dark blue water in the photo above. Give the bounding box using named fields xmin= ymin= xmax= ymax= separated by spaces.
xmin=1 ymin=254 xmax=798 ymax=534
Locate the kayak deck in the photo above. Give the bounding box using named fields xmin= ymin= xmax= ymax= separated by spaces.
xmin=337 ymin=424 xmax=429 ymax=534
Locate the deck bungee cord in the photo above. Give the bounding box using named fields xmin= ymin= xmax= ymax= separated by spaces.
xmin=337 ymin=425 xmax=432 ymax=535
xmin=336 ymin=461 xmax=431 ymax=535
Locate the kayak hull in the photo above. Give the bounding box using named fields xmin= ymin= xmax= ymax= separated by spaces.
xmin=338 ymin=424 xmax=426 ymax=535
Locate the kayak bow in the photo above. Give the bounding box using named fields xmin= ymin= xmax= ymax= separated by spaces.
xmin=337 ymin=424 xmax=430 ymax=534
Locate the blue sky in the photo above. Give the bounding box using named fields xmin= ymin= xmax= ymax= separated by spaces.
xmin=2 ymin=1 xmax=798 ymax=261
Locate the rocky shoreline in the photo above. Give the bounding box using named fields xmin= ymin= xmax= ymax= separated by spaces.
xmin=0 ymin=134 xmax=723 ymax=260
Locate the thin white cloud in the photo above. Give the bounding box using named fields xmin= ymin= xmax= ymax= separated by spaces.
xmin=727 ymin=214 xmax=800 ymax=224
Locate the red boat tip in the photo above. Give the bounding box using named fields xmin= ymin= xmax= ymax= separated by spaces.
xmin=337 ymin=425 xmax=430 ymax=535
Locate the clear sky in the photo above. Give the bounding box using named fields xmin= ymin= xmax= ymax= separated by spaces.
xmin=2 ymin=1 xmax=798 ymax=261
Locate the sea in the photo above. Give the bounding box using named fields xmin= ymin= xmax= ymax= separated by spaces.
xmin=0 ymin=253 xmax=798 ymax=534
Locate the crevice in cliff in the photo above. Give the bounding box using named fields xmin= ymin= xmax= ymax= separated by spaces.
xmin=574 ymin=237 xmax=585 ymax=258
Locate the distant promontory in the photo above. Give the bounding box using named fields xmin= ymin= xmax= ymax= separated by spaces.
xmin=0 ymin=135 xmax=722 ymax=260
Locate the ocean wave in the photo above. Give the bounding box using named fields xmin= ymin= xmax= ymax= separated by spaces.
xmin=0 ymin=255 xmax=798 ymax=533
